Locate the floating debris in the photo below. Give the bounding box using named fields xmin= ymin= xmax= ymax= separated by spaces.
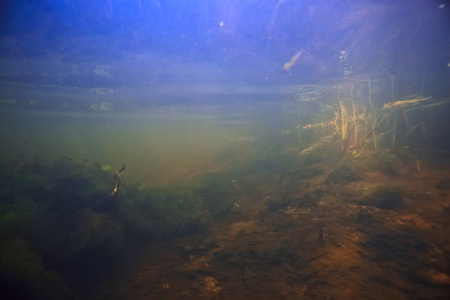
xmin=295 ymin=90 xmax=323 ymax=102
xmin=88 ymin=87 xmax=114 ymax=94
xmin=90 ymin=102 xmax=111 ymax=111
xmin=93 ymin=64 xmax=113 ymax=78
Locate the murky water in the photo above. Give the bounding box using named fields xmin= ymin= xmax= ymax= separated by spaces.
xmin=0 ymin=103 xmax=274 ymax=186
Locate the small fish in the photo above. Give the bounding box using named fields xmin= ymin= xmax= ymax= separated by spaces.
xmin=111 ymin=164 xmax=126 ymax=197
xmin=283 ymin=50 xmax=303 ymax=70
xmin=0 ymin=98 xmax=16 ymax=104
xmin=382 ymin=96 xmax=431 ymax=109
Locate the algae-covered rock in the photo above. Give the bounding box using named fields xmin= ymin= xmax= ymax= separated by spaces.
xmin=70 ymin=208 xmax=124 ymax=253
xmin=368 ymin=151 xmax=403 ymax=176
xmin=361 ymin=186 xmax=403 ymax=210
xmin=326 ymin=165 xmax=359 ymax=184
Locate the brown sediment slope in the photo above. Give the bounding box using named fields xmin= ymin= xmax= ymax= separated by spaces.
xmin=99 ymin=162 xmax=450 ymax=300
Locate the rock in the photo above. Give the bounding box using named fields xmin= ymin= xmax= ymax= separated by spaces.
xmin=369 ymin=152 xmax=403 ymax=176
xmin=326 ymin=165 xmax=358 ymax=183
xmin=363 ymin=187 xmax=403 ymax=210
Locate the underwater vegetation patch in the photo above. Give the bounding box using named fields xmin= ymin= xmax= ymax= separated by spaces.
xmin=0 ymin=237 xmax=73 ymax=299
xmin=289 ymin=80 xmax=450 ymax=188
xmin=121 ymin=184 xmax=210 ymax=237
xmin=0 ymin=156 xmax=235 ymax=298
xmin=196 ymin=171 xmax=243 ymax=218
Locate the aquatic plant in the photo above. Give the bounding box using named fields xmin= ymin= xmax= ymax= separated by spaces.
xmin=0 ymin=237 xmax=73 ymax=299
xmin=0 ymin=155 xmax=226 ymax=297
xmin=0 ymin=157 xmax=125 ymax=297
xmin=296 ymin=78 xmax=448 ymax=176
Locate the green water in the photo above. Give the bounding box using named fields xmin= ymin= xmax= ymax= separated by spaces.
xmin=0 ymin=104 xmax=270 ymax=186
